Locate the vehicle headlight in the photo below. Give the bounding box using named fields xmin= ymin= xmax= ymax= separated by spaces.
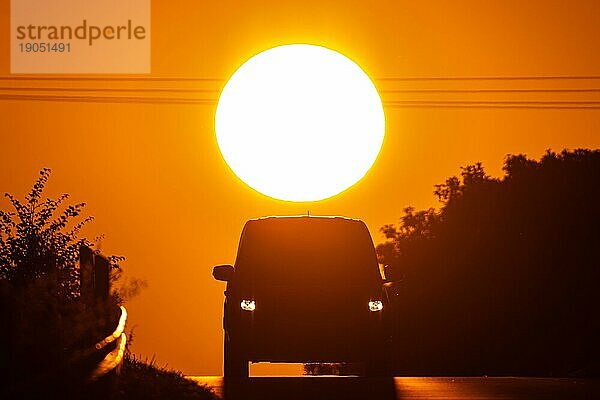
xmin=240 ymin=299 xmax=256 ymax=311
xmin=368 ymin=300 xmax=383 ymax=312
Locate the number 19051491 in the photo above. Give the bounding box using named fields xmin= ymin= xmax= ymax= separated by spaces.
xmin=19 ymin=42 xmax=71 ymax=53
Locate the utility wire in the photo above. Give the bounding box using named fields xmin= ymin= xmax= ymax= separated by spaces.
xmin=1 ymin=73 xmax=600 ymax=109
xmin=385 ymin=104 xmax=600 ymax=110
xmin=2 ymin=75 xmax=600 ymax=82
xmin=0 ymin=76 xmax=224 ymax=82
xmin=1 ymin=87 xmax=600 ymax=94
xmin=380 ymin=88 xmax=600 ymax=94
xmin=375 ymin=75 xmax=600 ymax=81
xmin=0 ymin=94 xmax=214 ymax=104
xmin=0 ymin=86 xmax=221 ymax=93
xmin=385 ymin=100 xmax=600 ymax=106
xmin=2 ymin=93 xmax=600 ymax=109
xmin=385 ymin=100 xmax=600 ymax=109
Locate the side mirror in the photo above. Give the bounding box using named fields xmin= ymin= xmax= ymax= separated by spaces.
xmin=382 ymin=265 xmax=405 ymax=289
xmin=213 ymin=264 xmax=234 ymax=282
xmin=379 ymin=264 xmax=391 ymax=282
xmin=382 ymin=264 xmax=402 ymax=284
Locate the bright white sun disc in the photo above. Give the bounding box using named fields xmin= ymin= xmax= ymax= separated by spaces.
xmin=215 ymin=44 xmax=385 ymax=202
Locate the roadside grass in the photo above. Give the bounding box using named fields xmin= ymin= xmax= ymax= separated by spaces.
xmin=109 ymin=354 xmax=218 ymax=400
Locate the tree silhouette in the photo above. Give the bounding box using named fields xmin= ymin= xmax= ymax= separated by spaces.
xmin=378 ymin=149 xmax=600 ymax=376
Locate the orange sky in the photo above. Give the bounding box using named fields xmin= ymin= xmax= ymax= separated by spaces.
xmin=1 ymin=0 xmax=599 ymax=375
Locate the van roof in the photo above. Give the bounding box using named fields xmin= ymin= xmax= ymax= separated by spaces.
xmin=246 ymin=215 xmax=365 ymax=225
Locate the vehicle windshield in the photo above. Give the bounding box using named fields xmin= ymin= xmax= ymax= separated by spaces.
xmin=234 ymin=218 xmax=382 ymax=288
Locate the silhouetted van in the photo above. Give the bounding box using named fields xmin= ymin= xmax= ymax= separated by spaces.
xmin=213 ymin=216 xmax=391 ymax=378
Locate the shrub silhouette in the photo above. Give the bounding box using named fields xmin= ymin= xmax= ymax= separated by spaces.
xmin=0 ymin=168 xmax=122 ymax=292
xmin=0 ymin=168 xmax=124 ymax=396
xmin=378 ymin=149 xmax=600 ymax=376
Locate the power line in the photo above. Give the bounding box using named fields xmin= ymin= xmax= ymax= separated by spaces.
xmin=0 ymin=76 xmax=224 ymax=82
xmin=0 ymin=86 xmax=221 ymax=93
xmin=2 ymin=75 xmax=600 ymax=82
xmin=0 ymin=94 xmax=214 ymax=104
xmin=385 ymin=104 xmax=600 ymax=110
xmin=385 ymin=100 xmax=600 ymax=106
xmin=2 ymin=93 xmax=600 ymax=109
xmin=2 ymin=86 xmax=600 ymax=94
xmin=385 ymin=100 xmax=600 ymax=109
xmin=385 ymin=101 xmax=600 ymax=110
xmin=380 ymin=88 xmax=600 ymax=94
xmin=375 ymin=75 xmax=600 ymax=81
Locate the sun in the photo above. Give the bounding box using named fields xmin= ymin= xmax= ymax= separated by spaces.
xmin=215 ymin=44 xmax=385 ymax=202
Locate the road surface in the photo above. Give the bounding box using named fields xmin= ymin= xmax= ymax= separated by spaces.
xmin=189 ymin=376 xmax=600 ymax=400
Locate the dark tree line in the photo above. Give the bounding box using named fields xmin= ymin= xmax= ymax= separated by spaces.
xmin=377 ymin=149 xmax=600 ymax=377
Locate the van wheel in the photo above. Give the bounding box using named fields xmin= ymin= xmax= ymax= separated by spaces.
xmin=224 ymin=335 xmax=248 ymax=378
